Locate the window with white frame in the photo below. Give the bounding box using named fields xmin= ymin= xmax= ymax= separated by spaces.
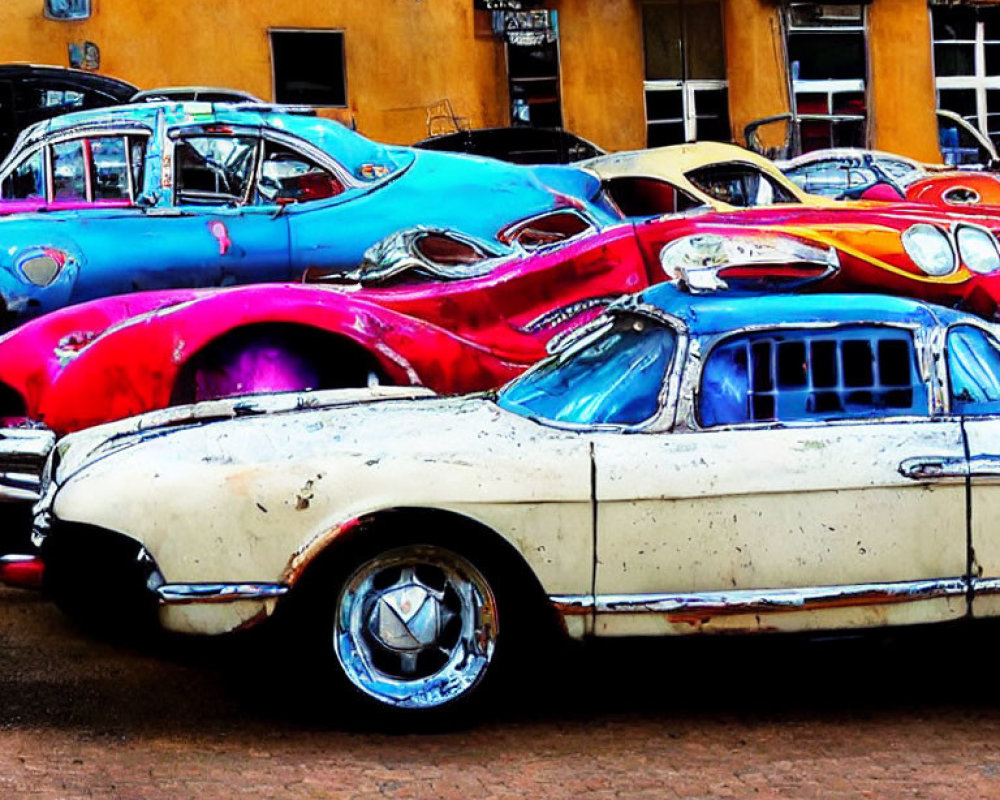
xmin=785 ymin=3 xmax=868 ymax=153
xmin=642 ymin=0 xmax=729 ymax=147
xmin=932 ymin=4 xmax=1000 ymax=151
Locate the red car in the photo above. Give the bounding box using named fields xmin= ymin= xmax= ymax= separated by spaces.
xmin=4 ymin=201 xmax=1000 ymax=445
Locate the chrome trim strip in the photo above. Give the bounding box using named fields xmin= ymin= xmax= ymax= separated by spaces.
xmin=551 ymin=578 xmax=968 ymax=619
xmin=972 ymin=578 xmax=1000 ymax=595
xmin=968 ymin=456 xmax=1000 ymax=477
xmin=157 ymin=582 xmax=289 ymax=605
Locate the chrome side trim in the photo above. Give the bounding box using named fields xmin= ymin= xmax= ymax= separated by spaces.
xmin=972 ymin=578 xmax=1000 ymax=595
xmin=157 ymin=583 xmax=289 ymax=605
xmin=551 ymin=578 xmax=967 ymax=619
xmin=968 ymin=456 xmax=1000 ymax=477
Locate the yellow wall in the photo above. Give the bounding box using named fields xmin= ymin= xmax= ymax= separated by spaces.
xmin=3 ymin=0 xmax=510 ymax=144
xmin=724 ymin=0 xmax=790 ymax=151
xmin=552 ymin=0 xmax=647 ymax=151
xmin=867 ymin=0 xmax=940 ymax=161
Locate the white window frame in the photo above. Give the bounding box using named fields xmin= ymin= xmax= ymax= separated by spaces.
xmin=644 ymin=79 xmax=728 ymax=143
xmin=932 ymin=9 xmax=1000 ymax=144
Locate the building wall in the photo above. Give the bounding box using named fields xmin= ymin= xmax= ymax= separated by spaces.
xmin=552 ymin=0 xmax=647 ymax=152
xmin=3 ymin=0 xmax=650 ymax=150
xmin=723 ymin=0 xmax=790 ymax=152
xmin=4 ymin=0 xmax=511 ymax=144
xmin=868 ymin=0 xmax=940 ymax=161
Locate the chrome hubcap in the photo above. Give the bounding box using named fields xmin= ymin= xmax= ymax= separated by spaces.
xmin=334 ymin=546 xmax=499 ymax=709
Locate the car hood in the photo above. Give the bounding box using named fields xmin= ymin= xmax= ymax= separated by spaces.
xmin=49 ymin=385 xmax=439 ymax=487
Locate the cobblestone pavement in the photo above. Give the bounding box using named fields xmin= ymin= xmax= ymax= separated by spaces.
xmin=2 ymin=585 xmax=1000 ymax=799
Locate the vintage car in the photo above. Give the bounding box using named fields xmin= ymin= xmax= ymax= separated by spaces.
xmin=777 ymin=148 xmax=928 ymax=198
xmin=778 ymin=147 xmax=1000 ymax=210
xmin=0 ymin=101 xmax=616 ymax=327
xmin=7 ymin=189 xmax=1000 ymax=452
xmin=8 ymin=286 xmax=1000 ymax=717
xmin=583 ymin=141 xmax=837 ymax=215
xmin=0 ymin=64 xmax=137 ymax=161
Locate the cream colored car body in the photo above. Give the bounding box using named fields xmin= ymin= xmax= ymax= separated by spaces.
xmin=584 ymin=141 xmax=837 ymax=211
xmin=37 ymin=290 xmax=1000 ymax=643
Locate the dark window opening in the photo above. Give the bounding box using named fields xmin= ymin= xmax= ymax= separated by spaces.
xmin=699 ymin=327 xmax=924 ymax=426
xmin=271 ymin=30 xmax=347 ymax=107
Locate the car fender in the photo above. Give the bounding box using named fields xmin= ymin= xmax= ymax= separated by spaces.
xmin=34 ymin=284 xmax=527 ymax=434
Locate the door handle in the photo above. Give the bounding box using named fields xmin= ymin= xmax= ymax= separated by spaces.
xmin=898 ymin=456 xmax=968 ymax=480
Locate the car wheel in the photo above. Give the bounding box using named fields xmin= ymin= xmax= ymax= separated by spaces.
xmin=329 ymin=544 xmax=502 ymax=715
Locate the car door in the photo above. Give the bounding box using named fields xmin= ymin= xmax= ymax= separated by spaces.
xmin=944 ymin=324 xmax=1000 ymax=618
xmin=165 ymin=132 xmax=292 ymax=287
xmin=592 ymin=323 xmax=969 ymax=637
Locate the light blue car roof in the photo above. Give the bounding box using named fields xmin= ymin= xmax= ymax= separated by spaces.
xmin=8 ymin=101 xmax=409 ymax=177
xmin=637 ymin=284 xmax=977 ymax=337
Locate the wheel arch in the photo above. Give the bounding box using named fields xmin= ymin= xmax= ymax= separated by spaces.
xmin=169 ymin=320 xmax=417 ymax=405
xmin=281 ymin=505 xmax=558 ymax=632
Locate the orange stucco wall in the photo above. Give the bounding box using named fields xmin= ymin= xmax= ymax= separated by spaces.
xmin=2 ymin=0 xmax=649 ymax=149
xmin=723 ymin=0 xmax=790 ymax=151
xmin=867 ymin=0 xmax=940 ymax=161
xmin=3 ymin=0 xmax=511 ymax=144
xmin=551 ymin=0 xmax=647 ymax=151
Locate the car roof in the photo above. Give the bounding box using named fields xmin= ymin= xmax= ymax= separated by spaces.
xmin=637 ymin=284 xmax=972 ymax=336
xmin=0 ymin=63 xmax=137 ymax=96
xmin=12 ymin=101 xmax=402 ymax=175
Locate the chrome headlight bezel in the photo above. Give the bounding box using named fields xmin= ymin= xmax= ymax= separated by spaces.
xmin=901 ymin=223 xmax=957 ymax=277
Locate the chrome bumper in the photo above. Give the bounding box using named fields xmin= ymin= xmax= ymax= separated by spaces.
xmin=0 ymin=428 xmax=56 ymax=503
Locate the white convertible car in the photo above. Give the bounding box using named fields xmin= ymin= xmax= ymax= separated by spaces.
xmin=8 ymin=284 xmax=1000 ymax=716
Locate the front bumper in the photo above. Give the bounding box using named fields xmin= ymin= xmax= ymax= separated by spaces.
xmin=0 ymin=427 xmax=56 ymax=503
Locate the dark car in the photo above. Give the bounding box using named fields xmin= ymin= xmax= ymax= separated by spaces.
xmin=0 ymin=64 xmax=137 ymax=161
xmin=413 ymin=126 xmax=604 ymax=165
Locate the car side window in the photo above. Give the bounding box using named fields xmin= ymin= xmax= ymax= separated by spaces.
xmin=257 ymin=141 xmax=344 ymax=204
xmin=685 ymin=163 xmax=799 ymax=207
xmin=785 ymin=161 xmax=875 ymax=197
xmin=52 ymin=139 xmax=87 ymax=200
xmin=947 ymin=325 xmax=1000 ymax=414
xmin=0 ymin=149 xmax=45 ymax=199
xmin=699 ymin=327 xmax=926 ymax=426
xmin=175 ymin=135 xmax=257 ymax=205
xmin=497 ymin=315 xmax=677 ymax=426
xmin=90 ymin=136 xmax=130 ymax=200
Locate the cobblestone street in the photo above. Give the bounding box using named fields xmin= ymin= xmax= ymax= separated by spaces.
xmin=2 ymin=586 xmax=1000 ymax=799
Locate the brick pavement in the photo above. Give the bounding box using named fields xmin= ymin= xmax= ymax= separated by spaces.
xmin=1 ymin=587 xmax=999 ymax=799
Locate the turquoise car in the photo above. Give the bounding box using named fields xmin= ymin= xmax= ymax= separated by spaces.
xmin=0 ymin=102 xmax=618 ymax=327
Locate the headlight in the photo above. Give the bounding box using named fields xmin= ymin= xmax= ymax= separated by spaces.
xmin=901 ymin=224 xmax=956 ymax=277
xmin=956 ymin=225 xmax=1000 ymax=275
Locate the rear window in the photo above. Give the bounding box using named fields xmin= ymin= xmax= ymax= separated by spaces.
xmin=699 ymin=327 xmax=926 ymax=426
xmin=686 ymin=163 xmax=798 ymax=207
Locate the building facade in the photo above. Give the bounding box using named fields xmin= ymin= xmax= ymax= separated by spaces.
xmin=2 ymin=0 xmax=990 ymax=162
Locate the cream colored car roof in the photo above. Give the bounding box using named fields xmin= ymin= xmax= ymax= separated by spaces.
xmin=584 ymin=141 xmax=834 ymax=211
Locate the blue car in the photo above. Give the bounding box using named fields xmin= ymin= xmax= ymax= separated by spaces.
xmin=0 ymin=102 xmax=619 ymax=327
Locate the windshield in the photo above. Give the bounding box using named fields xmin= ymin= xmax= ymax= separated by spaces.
xmin=497 ymin=314 xmax=677 ymax=426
